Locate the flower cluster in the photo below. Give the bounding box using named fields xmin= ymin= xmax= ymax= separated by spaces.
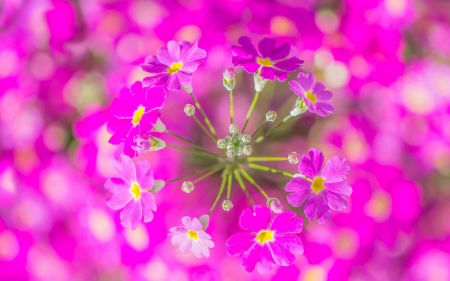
xmin=103 ymin=36 xmax=351 ymax=273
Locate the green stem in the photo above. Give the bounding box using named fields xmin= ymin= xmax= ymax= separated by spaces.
xmin=227 ymin=167 xmax=233 ymax=199
xmin=247 ymin=163 xmax=295 ymax=178
xmin=193 ymin=164 xmax=226 ymax=183
xmin=189 ymin=92 xmax=218 ymax=139
xmin=229 ymin=91 xmax=234 ymax=125
xmin=234 ymin=169 xmax=254 ymax=206
xmin=166 ymin=144 xmax=219 ymax=159
xmin=165 ymin=163 xmax=223 ymax=183
xmin=208 ymin=166 xmax=230 ymax=214
xmin=192 ymin=115 xmax=217 ymax=144
xmin=255 ymin=114 xmax=292 ymax=144
xmin=246 ymin=157 xmax=288 ymax=162
xmin=238 ymin=168 xmax=269 ymax=199
xmin=165 ymin=129 xmax=221 ymax=156
xmin=242 ymin=91 xmax=261 ymax=133
xmin=251 ymin=120 xmax=267 ymax=137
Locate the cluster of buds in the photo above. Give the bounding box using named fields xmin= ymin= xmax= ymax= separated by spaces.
xmin=217 ymin=124 xmax=253 ymax=158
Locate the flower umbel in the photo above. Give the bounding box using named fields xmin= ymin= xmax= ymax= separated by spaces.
xmin=285 ymin=148 xmax=352 ymax=224
xmin=226 ymin=205 xmax=304 ymax=274
xmin=104 ymin=154 xmax=158 ymax=229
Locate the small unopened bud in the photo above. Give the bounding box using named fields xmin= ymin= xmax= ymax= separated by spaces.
xmin=182 ymin=181 xmax=195 ymax=193
xmin=226 ymin=150 xmax=236 ymax=158
xmin=217 ymin=139 xmax=227 ymax=149
xmin=266 ymin=110 xmax=277 ymax=122
xmin=184 ymin=104 xmax=195 ymax=116
xmin=290 ymin=98 xmax=309 ymax=117
xmin=229 ymin=124 xmax=239 ymax=134
xmin=223 ymin=68 xmax=236 ymax=91
xmin=151 ymin=180 xmax=165 ymax=193
xmin=132 ymin=132 xmax=166 ymax=155
xmin=254 ymin=73 xmax=267 ymax=92
xmin=267 ymin=197 xmax=284 ymax=214
xmin=182 ymin=85 xmax=193 ymax=94
xmin=222 ymin=199 xmax=233 ymax=211
xmin=243 ymin=145 xmax=253 ymax=156
xmin=242 ymin=134 xmax=251 ymax=143
xmin=199 ymin=214 xmax=210 ymax=229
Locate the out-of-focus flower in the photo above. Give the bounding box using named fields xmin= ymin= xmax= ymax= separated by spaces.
xmin=142 ymin=41 xmax=207 ymax=91
xmin=104 ymin=154 xmax=157 ymax=229
xmin=231 ymin=36 xmax=303 ymax=82
xmin=107 ymin=82 xmax=166 ymax=157
xmin=288 ymin=72 xmax=334 ymax=117
xmin=226 ymin=205 xmax=304 ymax=274
xmin=169 ymin=216 xmax=214 ymax=258
xmin=285 ymin=148 xmax=351 ymax=224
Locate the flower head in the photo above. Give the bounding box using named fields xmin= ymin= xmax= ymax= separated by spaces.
xmin=288 ymin=72 xmax=334 ymax=117
xmin=285 ymin=148 xmax=351 ymax=224
xmin=169 ymin=216 xmax=214 ymax=258
xmin=226 ymin=205 xmax=304 ymax=274
xmin=104 ymin=154 xmax=157 ymax=229
xmin=231 ymin=36 xmax=303 ymax=82
xmin=142 ymin=41 xmax=207 ymax=91
xmin=107 ymin=82 xmax=166 ymax=157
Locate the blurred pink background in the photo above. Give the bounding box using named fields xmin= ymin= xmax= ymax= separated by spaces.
xmin=1 ymin=0 xmax=450 ymax=280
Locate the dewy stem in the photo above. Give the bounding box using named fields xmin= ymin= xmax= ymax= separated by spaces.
xmin=208 ymin=166 xmax=230 ymax=214
xmin=189 ymin=92 xmax=218 ymax=139
xmin=238 ymin=168 xmax=269 ymax=199
xmin=247 ymin=163 xmax=295 ymax=178
xmin=229 ymin=91 xmax=234 ymax=125
xmin=242 ymin=91 xmax=261 ymax=133
xmin=193 ymin=164 xmax=226 ymax=184
xmin=255 ymin=114 xmax=293 ymax=144
xmin=227 ymin=167 xmax=233 ymax=199
xmin=234 ymin=169 xmax=254 ymax=206
xmin=192 ymin=115 xmax=217 ymax=144
xmin=165 ymin=163 xmax=224 ymax=184
xmin=166 ymin=144 xmax=219 ymax=159
xmin=165 ymin=129 xmax=220 ymax=156
xmin=246 ymin=157 xmax=289 ymax=162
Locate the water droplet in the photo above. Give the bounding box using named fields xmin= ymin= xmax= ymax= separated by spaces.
xmin=217 ymin=139 xmax=226 ymax=149
xmin=266 ymin=110 xmax=277 ymax=122
xmin=229 ymin=124 xmax=239 ymax=134
xmin=288 ymin=152 xmax=300 ymax=164
xmin=267 ymin=197 xmax=284 ymax=214
xmin=236 ymin=147 xmax=244 ymax=156
xmin=242 ymin=134 xmax=251 ymax=143
xmin=243 ymin=145 xmax=253 ymax=156
xmin=181 ymin=181 xmax=195 ymax=193
xmin=222 ymin=199 xmax=233 ymax=211
xmin=184 ymin=104 xmax=195 ymax=116
xmin=226 ymin=150 xmax=236 ymax=158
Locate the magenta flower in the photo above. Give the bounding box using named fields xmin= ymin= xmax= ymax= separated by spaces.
xmin=107 ymin=81 xmax=166 ymax=157
xmin=141 ymin=41 xmax=207 ymax=91
xmin=288 ymin=72 xmax=334 ymax=117
xmin=231 ymin=36 xmax=303 ymax=82
xmin=104 ymin=154 xmax=157 ymax=229
xmin=226 ymin=205 xmax=304 ymax=274
xmin=285 ymin=148 xmax=351 ymax=224
xmin=169 ymin=216 xmax=214 ymax=258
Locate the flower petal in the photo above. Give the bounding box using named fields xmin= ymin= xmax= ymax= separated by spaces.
xmin=141 ymin=192 xmax=156 ymax=222
xmin=241 ymin=243 xmax=262 ymax=272
xmin=298 ymin=154 xmax=316 ymax=179
xmin=268 ymin=240 xmax=296 ymax=266
xmin=274 ymin=235 xmax=304 ymax=256
xmin=270 ymin=212 xmax=303 ymax=234
xmin=256 ymin=245 xmax=276 ymax=274
xmin=288 ymin=80 xmax=306 ymax=97
xmin=156 ymin=46 xmax=172 ymax=66
xmin=111 ymin=98 xmax=133 ymax=118
xmin=190 ymin=218 xmax=204 ymax=231
xmin=308 ymin=148 xmax=324 ymax=175
xmin=260 ymin=66 xmax=275 ymax=81
xmin=258 ymin=38 xmax=276 ymax=58
xmin=325 ymin=180 xmax=352 ymax=197
xmin=181 ymin=216 xmax=192 ymax=229
xmin=112 ymin=154 xmax=136 ymax=183
xmin=313 ymin=82 xmax=333 ymax=100
xmin=274 ymin=57 xmax=303 ymax=72
xmin=237 ymin=36 xmax=258 ymax=57
xmin=167 ymin=40 xmax=181 ymax=61
xmin=167 ymin=74 xmax=181 ymax=91
xmin=106 ymin=190 xmax=132 ymax=210
xmin=142 ymin=74 xmax=170 ymax=88
xmin=313 ymin=101 xmax=334 ymax=117
xmin=226 ymin=232 xmax=256 ymax=246
xmin=120 ymin=200 xmax=142 ymax=229
xmin=171 ymin=234 xmax=187 ymax=245
xmin=239 ymin=205 xmax=271 ymax=232
xmin=296 ymin=72 xmax=315 ymax=92
xmin=304 ymin=193 xmax=319 ymax=223
xmin=270 ymin=43 xmax=290 ymax=60
xmin=179 ymin=239 xmax=193 ymax=253
xmin=326 ymin=191 xmax=348 ymax=211
xmin=176 ymin=71 xmax=193 ymax=88
xmin=322 ymin=156 xmax=350 ymax=183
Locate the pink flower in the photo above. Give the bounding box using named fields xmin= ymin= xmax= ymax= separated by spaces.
xmin=169 ymin=216 xmax=214 ymax=258
xmin=231 ymin=36 xmax=303 ymax=82
xmin=104 ymin=154 xmax=157 ymax=229
xmin=288 ymin=72 xmax=334 ymax=117
xmin=107 ymin=81 xmax=166 ymax=157
xmin=226 ymin=205 xmax=304 ymax=274
xmin=285 ymin=148 xmax=352 ymax=224
xmin=142 ymin=41 xmax=207 ymax=91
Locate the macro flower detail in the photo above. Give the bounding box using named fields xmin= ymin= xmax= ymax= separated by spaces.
xmin=226 ymin=205 xmax=304 ymax=274
xmin=232 ymin=36 xmax=303 ymax=82
xmin=285 ymin=148 xmax=352 ymax=224
xmin=169 ymin=216 xmax=214 ymax=258
xmin=142 ymin=41 xmax=207 ymax=91
xmin=104 ymin=154 xmax=158 ymax=229
xmin=107 ymin=81 xmax=166 ymax=157
xmin=288 ymin=72 xmax=334 ymax=117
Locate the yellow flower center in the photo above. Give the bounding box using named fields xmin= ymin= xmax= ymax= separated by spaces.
xmin=311 ymin=176 xmax=325 ymax=194
xmin=255 ymin=230 xmax=274 ymax=244
xmin=167 ymin=61 xmax=183 ymax=74
xmin=132 ymin=105 xmax=145 ymax=127
xmin=257 ymin=57 xmax=274 ymax=67
xmin=130 ymin=182 xmax=141 ymax=200
xmin=305 ymin=91 xmax=317 ymax=103
xmin=187 ymin=230 xmax=199 ymax=240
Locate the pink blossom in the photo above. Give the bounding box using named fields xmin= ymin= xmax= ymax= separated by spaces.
xmin=285 ymin=148 xmax=351 ymax=224
xmin=104 ymin=154 xmax=157 ymax=229
xmin=226 ymin=205 xmax=304 ymax=274
xmin=169 ymin=216 xmax=214 ymax=258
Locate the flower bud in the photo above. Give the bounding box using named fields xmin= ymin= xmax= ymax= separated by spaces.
xmin=290 ymin=98 xmax=309 ymax=117
xmin=254 ymin=73 xmax=267 ymax=92
xmin=223 ymin=68 xmax=236 ymax=91
xmin=131 ymin=132 xmax=166 ymax=155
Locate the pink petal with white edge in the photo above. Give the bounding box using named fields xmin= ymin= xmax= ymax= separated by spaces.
xmin=181 ymin=216 xmax=192 ymax=229
xmin=190 ymin=218 xmax=204 ymax=231
xmin=200 ymin=237 xmax=214 ymax=248
xmin=298 ymin=155 xmax=316 ymax=179
xmin=268 ymin=240 xmax=296 ymax=266
xmin=256 ymin=245 xmax=276 ymax=274
xmin=120 ymin=200 xmax=143 ymax=229
xmin=167 ymin=74 xmax=181 ymax=91
xmin=226 ymin=232 xmax=256 ymax=246
xmin=288 ymin=80 xmax=306 ymax=97
xmin=241 ymin=243 xmax=262 ymax=272
xmin=176 ymin=71 xmax=193 ymax=88
xmin=326 ymin=180 xmax=352 ymax=197
xmin=198 ymin=231 xmax=212 ymax=240
xmin=326 ymin=191 xmax=348 ymax=211
xmin=260 ymin=66 xmax=275 ymax=81
xmin=156 ymin=47 xmax=172 ymax=66
xmin=167 ymin=40 xmax=181 ymax=61
xmin=313 ymin=101 xmax=334 ymax=117
xmin=179 ymin=239 xmax=193 ymax=253
xmin=112 ymin=154 xmax=136 ymax=184
xmin=296 ymin=72 xmax=315 ymax=92
xmin=322 ymin=156 xmax=350 ymax=183
xmin=191 ymin=241 xmax=203 ymax=258
xmin=239 ymin=205 xmax=271 ymax=232
xmin=304 ymin=193 xmax=320 ymax=223
xmin=274 ymin=235 xmax=304 ymax=256
xmin=140 ymin=192 xmax=156 ymax=222
xmin=313 ymin=82 xmax=333 ymax=100
xmin=308 ymin=148 xmax=324 ymax=175
xmin=270 ymin=212 xmax=303 ymax=234
xmin=171 ymin=234 xmax=187 ymax=245
xmin=287 ymin=190 xmax=311 ymax=208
